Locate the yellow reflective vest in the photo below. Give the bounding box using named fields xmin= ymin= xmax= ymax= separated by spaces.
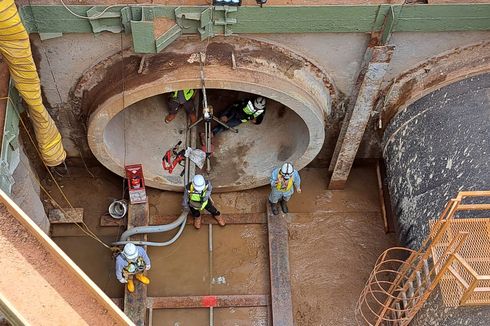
xmin=172 ymin=89 xmax=194 ymax=101
xmin=188 ymin=184 xmax=208 ymax=210
xmin=123 ymin=256 xmax=146 ymax=275
xmin=241 ymin=101 xmax=265 ymax=122
xmin=276 ymin=173 xmax=294 ymax=192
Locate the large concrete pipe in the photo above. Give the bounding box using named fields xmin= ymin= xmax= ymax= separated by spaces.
xmin=383 ymin=73 xmax=490 ymax=249
xmin=78 ymin=36 xmax=334 ymax=191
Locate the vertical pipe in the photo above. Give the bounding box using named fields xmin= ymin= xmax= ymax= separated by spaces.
xmin=208 ymin=223 xmax=213 ymax=326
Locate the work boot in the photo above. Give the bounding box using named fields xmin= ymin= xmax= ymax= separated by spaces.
xmin=280 ymin=200 xmax=289 ymax=214
xmin=194 ymin=216 xmax=202 ymax=230
xmin=127 ymin=279 xmax=135 ymax=293
xmin=189 ymin=112 xmax=197 ymax=124
xmin=135 ymin=273 xmax=150 ymax=285
xmin=270 ymin=201 xmax=279 ymax=215
xmin=213 ymin=211 xmax=225 ymax=227
xmin=165 ymin=113 xmax=176 ymax=123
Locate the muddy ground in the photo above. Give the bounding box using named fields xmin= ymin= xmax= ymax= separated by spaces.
xmin=44 ymin=163 xmax=396 ymax=325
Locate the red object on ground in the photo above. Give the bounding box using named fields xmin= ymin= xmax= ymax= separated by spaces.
xmin=125 ymin=164 xmax=147 ymax=204
xmin=201 ymin=296 xmax=217 ymax=308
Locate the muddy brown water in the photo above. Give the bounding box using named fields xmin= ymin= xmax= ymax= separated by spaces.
xmin=48 ymin=164 xmax=395 ymax=325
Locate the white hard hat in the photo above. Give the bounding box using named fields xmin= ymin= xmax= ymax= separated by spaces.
xmin=280 ymin=163 xmax=294 ymax=179
xmin=123 ymin=243 xmax=138 ymax=261
xmin=192 ymin=174 xmax=206 ymax=192
xmin=253 ymin=97 xmax=266 ymax=110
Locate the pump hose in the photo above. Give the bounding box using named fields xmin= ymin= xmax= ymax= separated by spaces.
xmin=0 ymin=0 xmax=66 ymax=166
xmin=111 ymin=209 xmax=188 ymax=247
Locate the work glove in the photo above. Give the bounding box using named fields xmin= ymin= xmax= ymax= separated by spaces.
xmin=119 ymin=278 xmax=128 ymax=284
xmin=146 ymin=264 xmax=151 ymax=271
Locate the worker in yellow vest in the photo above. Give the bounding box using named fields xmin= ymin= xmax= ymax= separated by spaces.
xmin=165 ymin=89 xmax=197 ymax=124
xmin=269 ymin=163 xmax=301 ymax=215
xmin=115 ymin=243 xmax=151 ymax=293
xmin=182 ymin=174 xmax=225 ymax=229
xmin=212 ymin=97 xmax=266 ymax=135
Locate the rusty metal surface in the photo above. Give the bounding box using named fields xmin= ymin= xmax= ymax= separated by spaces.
xmin=380 ymin=41 xmax=490 ymax=130
xmin=148 ymin=294 xmax=269 ymax=309
xmin=329 ymin=45 xmax=394 ymax=189
xmin=150 ymin=213 xmax=267 ymax=225
xmin=124 ymin=203 xmax=149 ymax=326
xmin=267 ymin=204 xmax=294 ymax=326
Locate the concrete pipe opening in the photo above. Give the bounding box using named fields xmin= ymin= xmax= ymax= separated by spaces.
xmin=83 ymin=36 xmax=334 ymax=191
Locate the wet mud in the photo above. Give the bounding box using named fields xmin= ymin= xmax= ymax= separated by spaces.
xmin=45 ymin=163 xmax=395 ymax=325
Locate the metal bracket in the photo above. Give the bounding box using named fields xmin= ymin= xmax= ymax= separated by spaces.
xmin=156 ymin=25 xmax=183 ymax=53
xmin=86 ymin=6 xmax=123 ymax=33
xmin=380 ymin=5 xmax=401 ymax=45
xmin=214 ymin=6 xmax=238 ymax=36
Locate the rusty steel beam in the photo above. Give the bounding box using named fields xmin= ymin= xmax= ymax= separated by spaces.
xmin=101 ymin=213 xmax=266 ymax=227
xmin=149 ymin=294 xmax=269 ymax=309
xmin=113 ymin=294 xmax=268 ymax=310
xmin=150 ymin=213 xmax=267 ymax=225
xmin=267 ymin=204 xmax=294 ymax=326
xmin=328 ymin=45 xmax=394 ymax=190
xmin=124 ymin=202 xmax=149 ymax=326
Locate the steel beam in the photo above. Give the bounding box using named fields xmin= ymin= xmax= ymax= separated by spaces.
xmin=150 ymin=213 xmax=267 ymax=225
xmin=328 ymin=46 xmax=394 ymax=190
xmin=124 ymin=202 xmax=149 ymax=326
xmin=112 ymin=294 xmax=269 ymax=309
xmin=149 ymin=294 xmax=269 ymax=309
xmin=19 ymin=4 xmax=490 ymax=34
xmin=267 ymin=204 xmax=294 ymax=326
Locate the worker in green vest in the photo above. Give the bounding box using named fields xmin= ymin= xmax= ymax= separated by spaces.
xmin=212 ymin=97 xmax=266 ymax=135
xmin=165 ymin=89 xmax=197 ymax=124
xmin=182 ymin=174 xmax=224 ymax=229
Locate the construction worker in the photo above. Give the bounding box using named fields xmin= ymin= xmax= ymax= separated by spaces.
xmin=212 ymin=97 xmax=266 ymax=135
xmin=115 ymin=243 xmax=151 ymax=293
xmin=269 ymin=162 xmax=301 ymax=215
xmin=165 ymin=89 xmax=197 ymax=124
xmin=183 ymin=174 xmax=225 ymax=229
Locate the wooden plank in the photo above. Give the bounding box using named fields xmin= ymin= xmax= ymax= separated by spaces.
xmin=48 ymin=208 xmax=83 ymax=224
xmin=150 ymin=213 xmax=266 ymax=225
xmin=100 ymin=214 xmax=127 ymax=227
xmin=0 ymin=190 xmax=134 ymax=325
xmin=267 ymin=204 xmax=294 ymax=326
xmin=124 ymin=203 xmax=149 ymax=326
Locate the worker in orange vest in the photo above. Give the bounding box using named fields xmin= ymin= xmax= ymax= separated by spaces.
xmin=165 ymin=89 xmax=197 ymax=124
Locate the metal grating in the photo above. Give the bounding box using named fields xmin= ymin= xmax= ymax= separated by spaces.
xmin=356 ymin=191 xmax=490 ymax=326
xmin=430 ymin=218 xmax=490 ymax=307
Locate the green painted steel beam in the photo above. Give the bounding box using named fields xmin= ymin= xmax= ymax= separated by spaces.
xmin=20 ymin=4 xmax=490 ymax=35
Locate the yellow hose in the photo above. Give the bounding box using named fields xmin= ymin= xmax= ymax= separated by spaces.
xmin=0 ymin=0 xmax=66 ymax=166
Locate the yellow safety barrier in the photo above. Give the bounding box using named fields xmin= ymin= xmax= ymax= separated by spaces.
xmin=0 ymin=0 xmax=66 ymax=166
